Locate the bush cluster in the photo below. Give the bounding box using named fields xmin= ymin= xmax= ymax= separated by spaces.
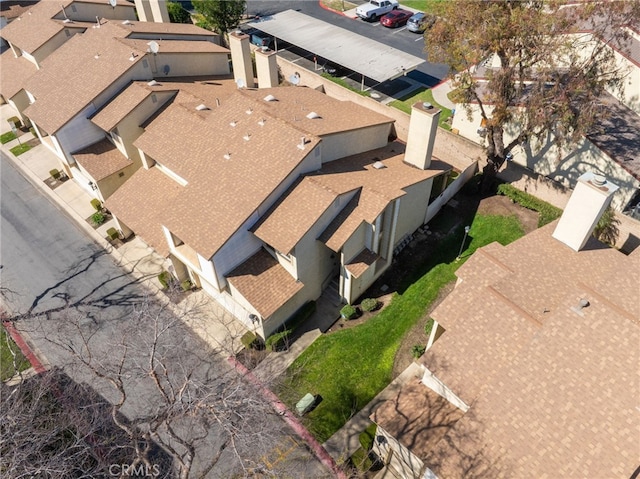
xmin=360 ymin=298 xmax=379 ymax=312
xmin=411 ymin=344 xmax=426 ymax=359
xmin=265 ymin=329 xmax=292 ymax=352
xmin=91 ymin=212 xmax=106 ymax=226
xmin=340 ymin=304 xmax=357 ymax=320
xmin=496 ymin=183 xmax=562 ymax=226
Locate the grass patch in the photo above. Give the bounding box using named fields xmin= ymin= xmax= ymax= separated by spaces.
xmin=1 ymin=131 xmax=17 ymax=144
xmin=388 ymin=88 xmax=452 ymax=130
xmin=278 ymin=214 xmax=525 ymax=443
xmin=1 ymin=325 xmax=31 ymax=381
xmin=497 ymin=183 xmax=562 ymax=227
xmin=321 ymin=73 xmax=371 ymax=97
xmin=10 ymin=143 xmax=32 ymax=156
xmin=399 ymin=0 xmax=445 ymax=13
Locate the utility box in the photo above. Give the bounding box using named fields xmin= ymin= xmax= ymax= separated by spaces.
xmin=296 ymin=393 xmax=316 ymax=416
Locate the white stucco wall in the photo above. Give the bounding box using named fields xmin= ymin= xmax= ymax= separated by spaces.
xmin=451 ymin=103 xmax=638 ymax=211
xmin=149 ymin=52 xmax=230 ymax=78
xmin=393 ymin=180 xmax=433 ymax=245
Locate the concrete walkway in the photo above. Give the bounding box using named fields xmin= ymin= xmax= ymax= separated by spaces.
xmin=322 ymin=361 xmax=423 ymax=463
xmin=431 ymin=78 xmax=456 ymax=110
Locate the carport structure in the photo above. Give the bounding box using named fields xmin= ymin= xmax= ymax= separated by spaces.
xmin=248 ymin=9 xmax=424 ymax=88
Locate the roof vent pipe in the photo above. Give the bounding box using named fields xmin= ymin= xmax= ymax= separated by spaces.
xmin=215 ymin=98 xmax=220 ymax=107
xmin=298 ymin=137 xmax=306 ymax=150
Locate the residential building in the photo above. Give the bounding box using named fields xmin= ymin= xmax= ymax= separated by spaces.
xmin=371 ymin=173 xmax=639 ymax=478
xmin=450 ymin=12 xmax=640 ymax=213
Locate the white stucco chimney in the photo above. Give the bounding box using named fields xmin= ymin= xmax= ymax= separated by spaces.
xmin=404 ymin=102 xmax=441 ymax=170
xmin=552 ymin=171 xmax=619 ymax=251
xmin=229 ymin=31 xmax=255 ymax=89
xmin=134 ymin=0 xmax=170 ymax=23
xmin=255 ymin=48 xmax=279 ymax=88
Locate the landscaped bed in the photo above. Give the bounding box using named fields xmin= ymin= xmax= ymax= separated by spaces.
xmin=277 ymin=208 xmax=526 ymax=443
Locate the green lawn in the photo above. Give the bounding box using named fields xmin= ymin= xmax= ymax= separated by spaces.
xmin=388 ymin=88 xmax=452 ymax=130
xmin=1 ymin=325 xmax=31 ymax=381
xmin=0 ymin=131 xmax=17 ymax=144
xmin=278 ymin=214 xmax=525 ymax=443
xmin=399 ymin=0 xmax=445 ymax=13
xmin=10 ymin=143 xmax=31 ymax=156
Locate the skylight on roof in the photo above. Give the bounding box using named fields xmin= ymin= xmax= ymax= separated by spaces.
xmin=147 ymin=80 xmax=159 ymax=86
xmin=195 ymin=104 xmax=210 ymax=111
xmin=306 ymin=112 xmax=321 ymax=120
xmin=263 ymin=94 xmax=277 ymax=102
xmin=372 ymin=161 xmax=386 ymax=169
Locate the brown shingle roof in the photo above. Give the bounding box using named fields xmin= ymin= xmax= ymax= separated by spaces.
xmin=254 ymin=141 xmax=448 ymax=256
xmin=90 ymin=82 xmax=161 ymax=132
xmin=0 ymin=0 xmax=72 ymax=53
xmin=105 ymin=167 xmax=182 ymax=258
xmin=344 ymin=248 xmax=378 ymax=278
xmin=131 ymin=91 xmax=320 ymax=259
xmin=240 ymin=87 xmax=394 ymax=136
xmin=72 ymin=139 xmax=132 ymax=181
xmin=415 ymin=224 xmax=640 ymax=478
xmin=0 ymin=49 xmax=37 ymax=99
xmin=114 ymin=20 xmax=218 ymax=39
xmin=252 ymin=177 xmax=346 ymax=254
xmin=23 ymin=21 xmax=148 ymax=134
xmin=118 ymin=38 xmax=229 ymax=54
xmin=371 ymin=380 xmax=465 ymax=462
xmin=227 ymin=248 xmax=304 ymax=319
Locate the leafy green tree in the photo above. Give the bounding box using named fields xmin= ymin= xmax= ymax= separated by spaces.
xmin=192 ymin=0 xmax=246 ymax=46
xmin=426 ymin=1 xmax=640 ymax=190
xmin=167 ymin=0 xmax=192 ymax=24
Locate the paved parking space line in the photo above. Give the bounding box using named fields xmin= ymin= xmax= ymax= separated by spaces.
xmin=392 ymin=27 xmax=407 ymax=34
xmin=415 ymin=36 xmax=424 ymax=42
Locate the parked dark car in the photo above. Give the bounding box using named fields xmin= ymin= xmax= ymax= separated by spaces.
xmin=407 ymin=12 xmax=436 ymax=32
xmin=380 ymin=9 xmax=413 ymax=28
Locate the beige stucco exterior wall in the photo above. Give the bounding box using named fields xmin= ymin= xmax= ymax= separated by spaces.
xmin=7 ymin=92 xmax=32 ymax=127
xmin=342 ymin=221 xmax=370 ymax=263
xmin=345 ymin=258 xmax=380 ymax=304
xmin=31 ymin=27 xmax=85 ymax=64
xmin=320 ymin=124 xmax=392 ymax=163
xmin=149 ymin=52 xmax=230 ymax=78
xmin=57 ymin=3 xmax=136 ymax=23
xmin=393 ymin=180 xmax=433 ymax=245
xmin=110 ymin=89 xmax=175 ymax=164
xmin=94 ymin=163 xmax=138 ymax=200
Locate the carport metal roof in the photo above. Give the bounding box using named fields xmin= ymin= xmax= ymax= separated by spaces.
xmin=249 ymin=10 xmax=424 ymax=83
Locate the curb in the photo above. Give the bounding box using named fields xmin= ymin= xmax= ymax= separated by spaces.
xmin=228 ymin=356 xmax=348 ymax=479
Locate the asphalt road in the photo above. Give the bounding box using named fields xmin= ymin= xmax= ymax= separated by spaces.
xmin=246 ymin=0 xmax=450 ymax=85
xmin=0 ymin=152 xmax=326 ymax=478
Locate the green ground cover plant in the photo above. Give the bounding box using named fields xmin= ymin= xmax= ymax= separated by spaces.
xmin=278 ymin=214 xmax=525 ymax=442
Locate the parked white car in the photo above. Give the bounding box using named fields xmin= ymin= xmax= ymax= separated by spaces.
xmin=356 ymin=0 xmax=399 ymax=21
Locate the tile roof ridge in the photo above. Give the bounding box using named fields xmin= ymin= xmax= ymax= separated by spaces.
xmin=475 ymin=245 xmax=513 ymax=273
xmin=305 ymin=175 xmax=353 ymax=197
xmin=577 ymin=281 xmax=639 ymax=326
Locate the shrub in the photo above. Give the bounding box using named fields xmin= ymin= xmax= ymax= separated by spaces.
xmin=50 ymin=169 xmax=61 ymax=180
xmin=29 ymin=127 xmax=36 ymax=136
xmin=7 ymin=116 xmax=22 ymax=129
xmin=411 ymin=344 xmax=426 ymax=359
xmin=157 ymin=271 xmax=172 ymax=289
xmin=90 ymin=198 xmax=102 ymax=211
xmin=265 ymin=329 xmax=292 ymax=352
xmin=496 ymin=183 xmax=562 ymax=227
xmin=10 ymin=144 xmax=31 ymax=156
xmin=360 ymin=298 xmax=379 ymax=312
xmin=340 ymin=304 xmax=357 ymax=320
xmin=241 ymin=331 xmax=259 ymax=350
xmin=91 ymin=212 xmax=106 ymax=226
xmin=180 ymin=279 xmax=192 ymax=291
xmin=106 ymin=227 xmax=118 ymax=240
xmin=359 ymin=422 xmax=377 ymax=451
xmin=593 ymin=206 xmax=620 ymax=246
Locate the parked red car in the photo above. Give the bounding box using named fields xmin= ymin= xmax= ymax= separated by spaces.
xmin=380 ymin=9 xmax=413 ymax=28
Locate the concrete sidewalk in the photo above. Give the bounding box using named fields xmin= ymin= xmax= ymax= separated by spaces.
xmin=0 ymin=103 xmax=247 ymax=357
